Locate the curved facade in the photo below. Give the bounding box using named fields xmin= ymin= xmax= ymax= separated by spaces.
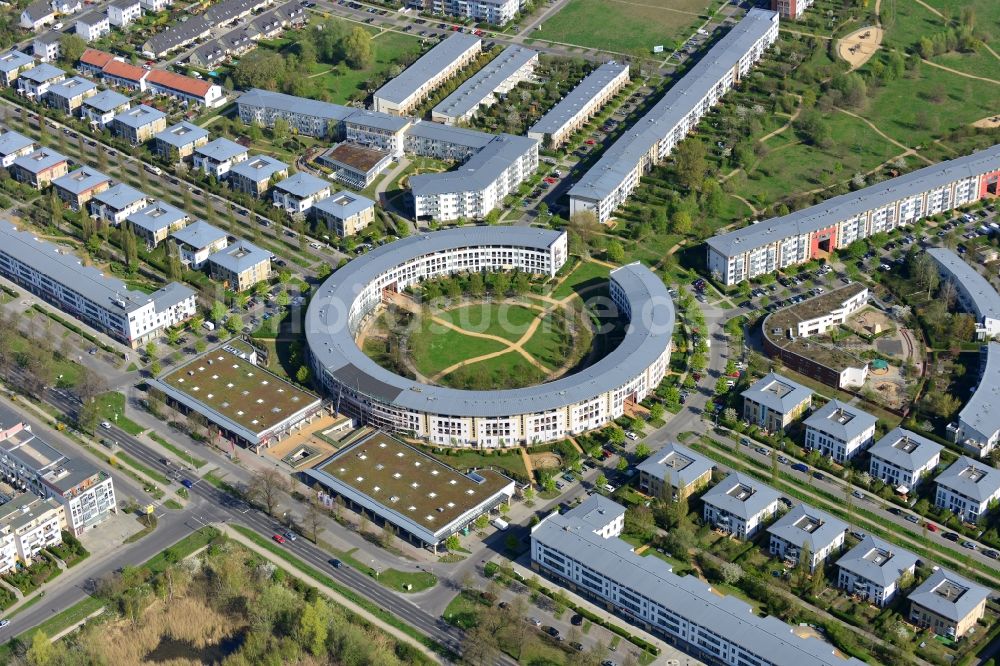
xmin=305 ymin=227 xmax=674 ymax=447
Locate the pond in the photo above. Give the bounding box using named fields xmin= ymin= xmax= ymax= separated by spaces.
xmin=144 ymin=630 xmax=246 ymax=664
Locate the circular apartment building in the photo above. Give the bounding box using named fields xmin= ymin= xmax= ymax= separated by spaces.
xmin=305 ymin=227 xmax=674 ymax=447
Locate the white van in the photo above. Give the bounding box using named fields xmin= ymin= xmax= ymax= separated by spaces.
xmin=491 ymin=518 xmax=509 ymax=531
xmin=202 ymin=321 xmax=215 ymax=331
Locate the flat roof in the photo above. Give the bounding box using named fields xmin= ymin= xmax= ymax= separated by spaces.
xmin=374 ymin=32 xmax=481 ymax=106
xmin=306 ymin=237 xmax=674 ymax=417
xmin=741 ymin=372 xmax=812 ymax=414
xmin=957 ymin=343 xmax=1000 ymax=443
xmin=405 ymin=119 xmax=493 ymax=150
xmin=529 ymin=61 xmax=629 ymax=136
xmin=321 ymin=143 xmax=389 ymax=173
xmin=313 ymin=190 xmax=374 ymax=220
xmin=935 ymin=455 xmax=1000 ymax=502
xmin=170 ymin=220 xmax=226 ymax=250
xmin=83 ymin=88 xmax=130 ymax=113
xmin=768 ymin=503 xmax=846 ymax=553
xmin=195 ymin=137 xmax=247 ymax=162
xmin=433 ymin=46 xmax=537 ymax=120
xmin=305 ymin=431 xmax=514 ymax=540
xmin=154 ymin=346 xmax=321 ymax=439
xmin=409 ymin=133 xmax=537 ymax=196
xmin=113 ymin=104 xmax=166 ymax=129
xmin=803 ymin=399 xmax=877 ymax=442
xmin=869 ymin=427 xmax=942 ymax=473
xmin=908 ymin=568 xmax=989 ymax=622
xmin=274 ymin=172 xmax=330 ymax=199
xmin=52 ymin=167 xmax=111 ymax=195
xmin=533 ymin=498 xmax=864 ymax=666
xmin=708 ymin=143 xmax=1000 ymax=258
xmin=836 ymin=535 xmax=918 ymax=587
xmin=0 ymin=494 xmax=61 ymax=532
xmin=927 ymin=247 xmax=1000 ymax=322
xmin=569 ymin=9 xmax=777 ymax=204
xmin=701 ymin=472 xmax=781 ymax=519
xmin=0 ymin=130 xmax=34 ymax=156
xmin=154 ymin=121 xmax=209 ymax=148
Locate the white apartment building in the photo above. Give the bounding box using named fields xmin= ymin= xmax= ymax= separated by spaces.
xmin=76 ymin=11 xmax=111 ymax=42
xmin=868 ymin=428 xmax=943 ymax=493
xmin=934 ymin=456 xmax=1000 ymax=524
xmin=373 ymin=33 xmax=482 ymax=116
xmin=927 ymin=247 xmax=1000 ymax=340
xmin=950 ymin=343 xmax=1000 ymax=458
xmin=89 ymin=183 xmax=148 ymax=225
xmin=272 ymin=172 xmax=331 ymax=215
xmin=193 ymin=137 xmax=249 ymax=178
xmin=707 ymin=144 xmax=1000 ymax=285
xmin=423 ymin=0 xmax=521 ymax=25
xmin=767 ymin=503 xmax=846 ymax=571
xmin=170 ymin=220 xmax=229 ymax=268
xmin=0 ymin=494 xmax=63 ymax=572
xmin=836 ymin=535 xmax=917 ymax=607
xmin=701 ymin=472 xmax=781 ymax=539
xmin=531 ymin=496 xmax=865 ymax=666
xmin=0 ymin=129 xmax=37 ymax=168
xmin=770 ymin=0 xmax=813 ymax=19
xmin=107 ymin=0 xmax=142 ymax=27
xmin=741 ymin=372 xmax=812 ymax=433
xmin=528 ymin=61 xmax=629 ymax=148
xmin=568 ymin=9 xmax=778 ymax=223
xmin=0 ymin=405 xmax=118 ymax=536
xmin=17 ymin=63 xmax=65 ymax=99
xmin=0 ymin=221 xmax=196 ymax=348
xmin=803 ymin=399 xmax=877 ymax=463
xmin=431 ymin=46 xmax=537 ymax=125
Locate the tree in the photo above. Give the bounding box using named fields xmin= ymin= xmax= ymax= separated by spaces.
xmin=26 ymin=629 xmax=55 ymax=666
xmin=670 ymin=210 xmax=692 ymax=235
xmin=445 ymin=534 xmax=461 ymax=551
xmin=304 ymin=497 xmax=324 ymax=542
xmin=606 ymin=425 xmax=625 ymax=446
xmin=247 ymin=469 xmax=288 ymax=516
xmin=59 ymin=34 xmax=87 ymax=65
xmin=297 ymin=598 xmax=330 ymax=656
xmin=224 ymin=314 xmax=243 ymax=333
xmin=616 ymin=457 xmax=628 ymax=472
xmin=648 ymin=403 xmax=665 ymax=422
xmin=771 ymin=447 xmax=780 ymax=484
xmin=210 ymin=301 xmax=227 ymax=323
xmin=596 ymin=473 xmax=608 ymax=488
xmin=635 ymin=442 xmax=652 ymax=459
xmin=272 ymin=117 xmax=290 ymax=141
xmin=296 ymin=365 xmax=310 ymax=383
xmin=606 ymin=240 xmax=625 ymax=264
xmin=381 ymin=521 xmax=396 ymax=548
xmin=673 ymin=139 xmax=707 ymax=192
xmin=721 ymin=562 xmax=743 ymax=585
xmin=343 ymin=27 xmax=373 ymax=69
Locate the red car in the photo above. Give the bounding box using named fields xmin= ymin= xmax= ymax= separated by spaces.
xmin=585 ymin=139 xmax=596 ymax=145
xmin=926 ymin=523 xmax=938 ymax=533
xmin=451 ymin=25 xmax=460 ymax=30
xmin=272 ymin=534 xmax=286 ymax=544
xmin=544 ymin=177 xmax=557 ymax=184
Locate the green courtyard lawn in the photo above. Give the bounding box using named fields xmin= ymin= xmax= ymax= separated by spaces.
xmin=408 ymin=316 xmax=507 ymax=377
xmin=441 ymin=351 xmax=546 ymax=390
xmin=551 ymin=260 xmax=610 ymax=300
xmin=436 ymin=302 xmax=541 ymax=342
xmin=537 ymin=0 xmax=713 ymax=55
xmin=420 ymin=445 xmax=529 ymax=482
xmin=521 ymin=310 xmax=578 ymax=371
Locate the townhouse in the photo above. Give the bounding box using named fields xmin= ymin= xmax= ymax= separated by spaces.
xmin=741 ymin=372 xmax=812 ymax=433
xmin=171 ymin=220 xmax=228 ymax=268
xmin=373 ymin=33 xmax=482 ymax=116
xmin=11 ymin=148 xmax=69 ymax=188
xmin=110 ymin=104 xmax=167 ymax=144
xmin=228 ymin=155 xmax=288 ymax=198
xmin=51 ymin=167 xmax=112 ymax=210
xmin=0 ymin=50 xmax=36 ymax=86
xmin=141 ymin=0 xmax=275 ymax=58
xmin=926 ymin=247 xmax=1000 ymax=340
xmin=568 ymin=9 xmax=779 ymax=223
xmin=908 ymin=568 xmax=988 ymax=640
xmin=193 ymin=137 xmax=248 ymax=179
xmin=0 ymin=494 xmax=63 ymax=572
xmin=528 ymin=60 xmax=630 ymax=148
xmin=701 ymin=472 xmax=781 ymax=539
xmin=836 ymin=535 xmax=917 ymax=607
xmin=89 ymin=183 xmax=148 ymax=225
xmin=75 ymin=11 xmax=111 ymax=42
xmin=43 ymin=75 xmax=97 ymax=114
xmin=272 ymin=172 xmax=331 ymax=215
xmin=190 ymin=3 xmax=305 ymax=68
xmin=78 ymin=47 xmax=115 ymax=77
xmin=803 ymin=399 xmax=877 ymax=464
xmin=0 ymin=404 xmax=117 ymax=536
xmin=206 ymin=241 xmax=271 ymax=291
xmin=153 ymin=121 xmax=210 ymax=160
xmin=950 ymin=343 xmax=1000 ymax=458
xmin=107 ymin=0 xmax=142 ymax=27
xmin=32 ymin=32 xmax=62 ymax=63
xmin=20 ymin=0 xmax=56 ymax=31
xmin=81 ymin=88 xmax=131 ymax=128
xmin=636 ymin=441 xmax=712 ymax=500
xmin=868 ymin=428 xmax=943 ymax=493
xmin=431 ymin=46 xmax=538 ymax=125
xmin=313 ymin=191 xmax=375 ymax=238
xmin=934 ymin=456 xmax=1000 ymax=524
xmin=17 ymin=63 xmax=66 ymax=99
xmin=146 ymin=69 xmax=226 ymax=108
xmin=0 ymin=130 xmax=36 ymax=168
xmin=707 ymin=144 xmax=1000 ymax=285
xmin=767 ymin=503 xmax=846 ymax=571
xmin=531 ymin=496 xmax=865 ymax=666
xmin=127 ymin=201 xmax=188 ymax=248
xmin=100 ymin=59 xmax=149 ymax=91
xmin=0 ymin=221 xmax=196 ymax=348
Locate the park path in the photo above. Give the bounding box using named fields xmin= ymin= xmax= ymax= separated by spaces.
xmin=519 ymin=447 xmax=535 ymax=485
xmin=919 ymin=58 xmax=1000 ymax=85
xmin=835 ymin=107 xmax=934 ymax=165
xmin=910 ymin=0 xmax=942 ymax=18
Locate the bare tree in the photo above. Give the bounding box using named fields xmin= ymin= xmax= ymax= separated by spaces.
xmin=247 ymin=469 xmax=289 ymax=516
xmin=304 ymin=497 xmax=324 ymax=543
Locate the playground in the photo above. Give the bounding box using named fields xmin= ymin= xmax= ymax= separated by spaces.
xmin=838 ymin=25 xmax=883 ymax=70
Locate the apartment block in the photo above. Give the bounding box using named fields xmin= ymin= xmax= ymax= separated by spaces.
xmin=636 ymin=441 xmax=712 ymax=500
xmin=153 ymin=121 xmax=210 ymax=160
xmin=228 ymin=155 xmax=288 ymax=197
xmin=927 ymin=247 xmax=1000 ymax=340
xmin=81 ymin=89 xmax=131 ymax=128
xmin=272 ymin=172 xmax=331 ymax=215
xmin=0 ymin=129 xmax=36 ymax=168
xmin=193 ymin=137 xmax=249 ymax=178
xmin=206 ymin=241 xmax=271 ymax=291
xmin=767 ymin=503 xmax=846 ymax=571
xmin=110 ymin=104 xmax=167 ymax=144
xmin=431 ymin=46 xmax=537 ymax=125
xmin=741 ymin=372 xmax=811 ymax=433
xmin=171 ymin=220 xmax=228 ymax=268
xmin=950 ymin=343 xmax=1000 ymax=458
xmin=127 ymin=201 xmax=188 ymax=248
xmin=836 ymin=535 xmax=917 ymax=607
xmin=89 ymin=183 xmax=147 ymax=225
xmin=43 ymin=76 xmax=97 ymax=114
xmin=803 ymin=399 xmax=877 ymax=463
xmin=313 ymin=191 xmax=375 ymax=237
xmin=373 ymin=33 xmax=482 ymax=116
xmin=10 ymin=148 xmax=69 ymax=188
xmin=701 ymin=472 xmax=781 ymax=539
xmin=934 ymin=456 xmax=1000 ymax=523
xmin=908 ymin=568 xmax=988 ymax=640
xmin=770 ymin=0 xmax=814 ymax=19
xmin=0 ymin=50 xmax=36 ymax=86
xmin=52 ymin=167 xmax=112 ymax=210
xmin=868 ymin=428 xmax=942 ymax=493
xmin=0 ymin=494 xmax=63 ymax=571
xmin=528 ymin=61 xmax=629 ymax=148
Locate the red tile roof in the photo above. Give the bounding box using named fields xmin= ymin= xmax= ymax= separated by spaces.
xmin=146 ymin=69 xmax=212 ymax=98
xmin=80 ymin=48 xmax=114 ymax=69
xmin=101 ymin=59 xmax=148 ymax=83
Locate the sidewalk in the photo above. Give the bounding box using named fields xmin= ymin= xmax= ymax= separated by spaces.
xmin=221 ymin=525 xmax=439 ymax=663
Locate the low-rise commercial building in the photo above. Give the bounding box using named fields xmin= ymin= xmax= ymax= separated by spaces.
xmin=153 ymin=121 xmax=209 ymax=160
xmin=228 ymin=154 xmax=288 ymax=197
xmin=531 ymin=495 xmax=864 ymax=666
xmin=317 ymin=142 xmax=392 ymax=190
xmin=110 ymin=104 xmax=167 ymax=144
xmin=373 ymin=33 xmax=482 ymax=116
xmin=934 ymin=456 xmax=1000 ymax=524
xmin=127 ymin=201 xmax=188 ymax=248
xmin=949 ymin=343 xmax=1000 ymax=458
xmin=431 ymin=45 xmax=537 ymax=125
xmin=527 ymin=61 xmax=629 ymax=148
xmin=836 ymin=535 xmax=917 ymax=607
xmin=193 ymin=137 xmax=249 ymax=178
xmin=701 ymin=472 xmax=781 ymax=539
xmin=81 ymin=89 xmax=131 ymax=128
xmin=803 ymin=399 xmax=877 ymax=463
xmin=908 ymin=568 xmax=988 ymax=640
xmin=868 ymin=428 xmax=942 ymax=493
xmin=11 ymin=148 xmax=69 ymax=188
xmin=313 ymin=190 xmax=375 ymax=237
xmin=171 ymin=220 xmax=228 ymax=268
xmin=206 ymin=241 xmax=271 ymax=291
xmin=0 ymin=221 xmax=195 ymax=347
xmin=44 ymin=76 xmax=97 ymax=114
xmin=741 ymin=372 xmax=812 ymax=433
xmin=89 ymin=183 xmax=147 ymax=225
xmin=305 ymin=432 xmax=515 ymax=550
xmin=927 ymin=247 xmax=1000 ymax=340
xmin=636 ymin=441 xmax=712 ymax=500
xmin=52 ymin=167 xmax=112 ymax=210
xmin=272 ymin=172 xmax=331 ymax=215
xmin=767 ymin=503 xmax=846 ymax=571
xmin=0 ymin=129 xmax=36 ymax=168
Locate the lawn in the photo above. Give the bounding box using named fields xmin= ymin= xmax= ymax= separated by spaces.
xmin=440 ymin=350 xmax=547 ymax=389
xmin=94 ymin=392 xmax=144 ymax=435
xmin=148 ymin=433 xmax=207 ymax=468
xmin=407 ymin=315 xmax=507 ymax=378
xmin=521 ymin=310 xmax=576 ymax=371
xmin=420 ymin=445 xmax=529 ymax=482
xmin=6 ymin=334 xmax=83 ymax=388
xmin=538 ymin=0 xmax=712 ymax=54
xmin=436 ymin=302 xmax=541 ymax=342
xmin=551 ymin=260 xmax=610 ymax=300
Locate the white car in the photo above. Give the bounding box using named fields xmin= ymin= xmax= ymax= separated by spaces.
xmin=100 ymin=421 xmax=111 ymax=430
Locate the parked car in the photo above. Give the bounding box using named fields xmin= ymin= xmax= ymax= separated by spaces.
xmin=570 ymin=614 xmax=583 ymax=626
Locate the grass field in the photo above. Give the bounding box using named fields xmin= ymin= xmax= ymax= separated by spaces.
xmin=440 ymin=351 xmax=546 ymax=389
xmin=521 ymin=311 xmax=573 ymax=370
xmin=436 ymin=302 xmax=540 ymax=342
xmin=538 ymin=0 xmax=713 ymax=54
xmin=420 ymin=445 xmax=529 ymax=480
xmin=408 ymin=316 xmax=507 ymax=378
xmin=551 ymin=260 xmax=610 ymax=300
xmin=94 ymin=392 xmax=144 ymax=435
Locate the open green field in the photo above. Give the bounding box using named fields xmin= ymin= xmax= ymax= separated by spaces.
xmin=408 ymin=317 xmax=507 ymax=378
xmin=521 ymin=311 xmax=574 ymax=371
xmin=436 ymin=302 xmax=540 ymax=342
xmin=441 ymin=351 xmax=546 ymax=390
xmin=538 ymin=0 xmax=712 ymax=54
xmin=552 ymin=260 xmax=610 ymax=299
